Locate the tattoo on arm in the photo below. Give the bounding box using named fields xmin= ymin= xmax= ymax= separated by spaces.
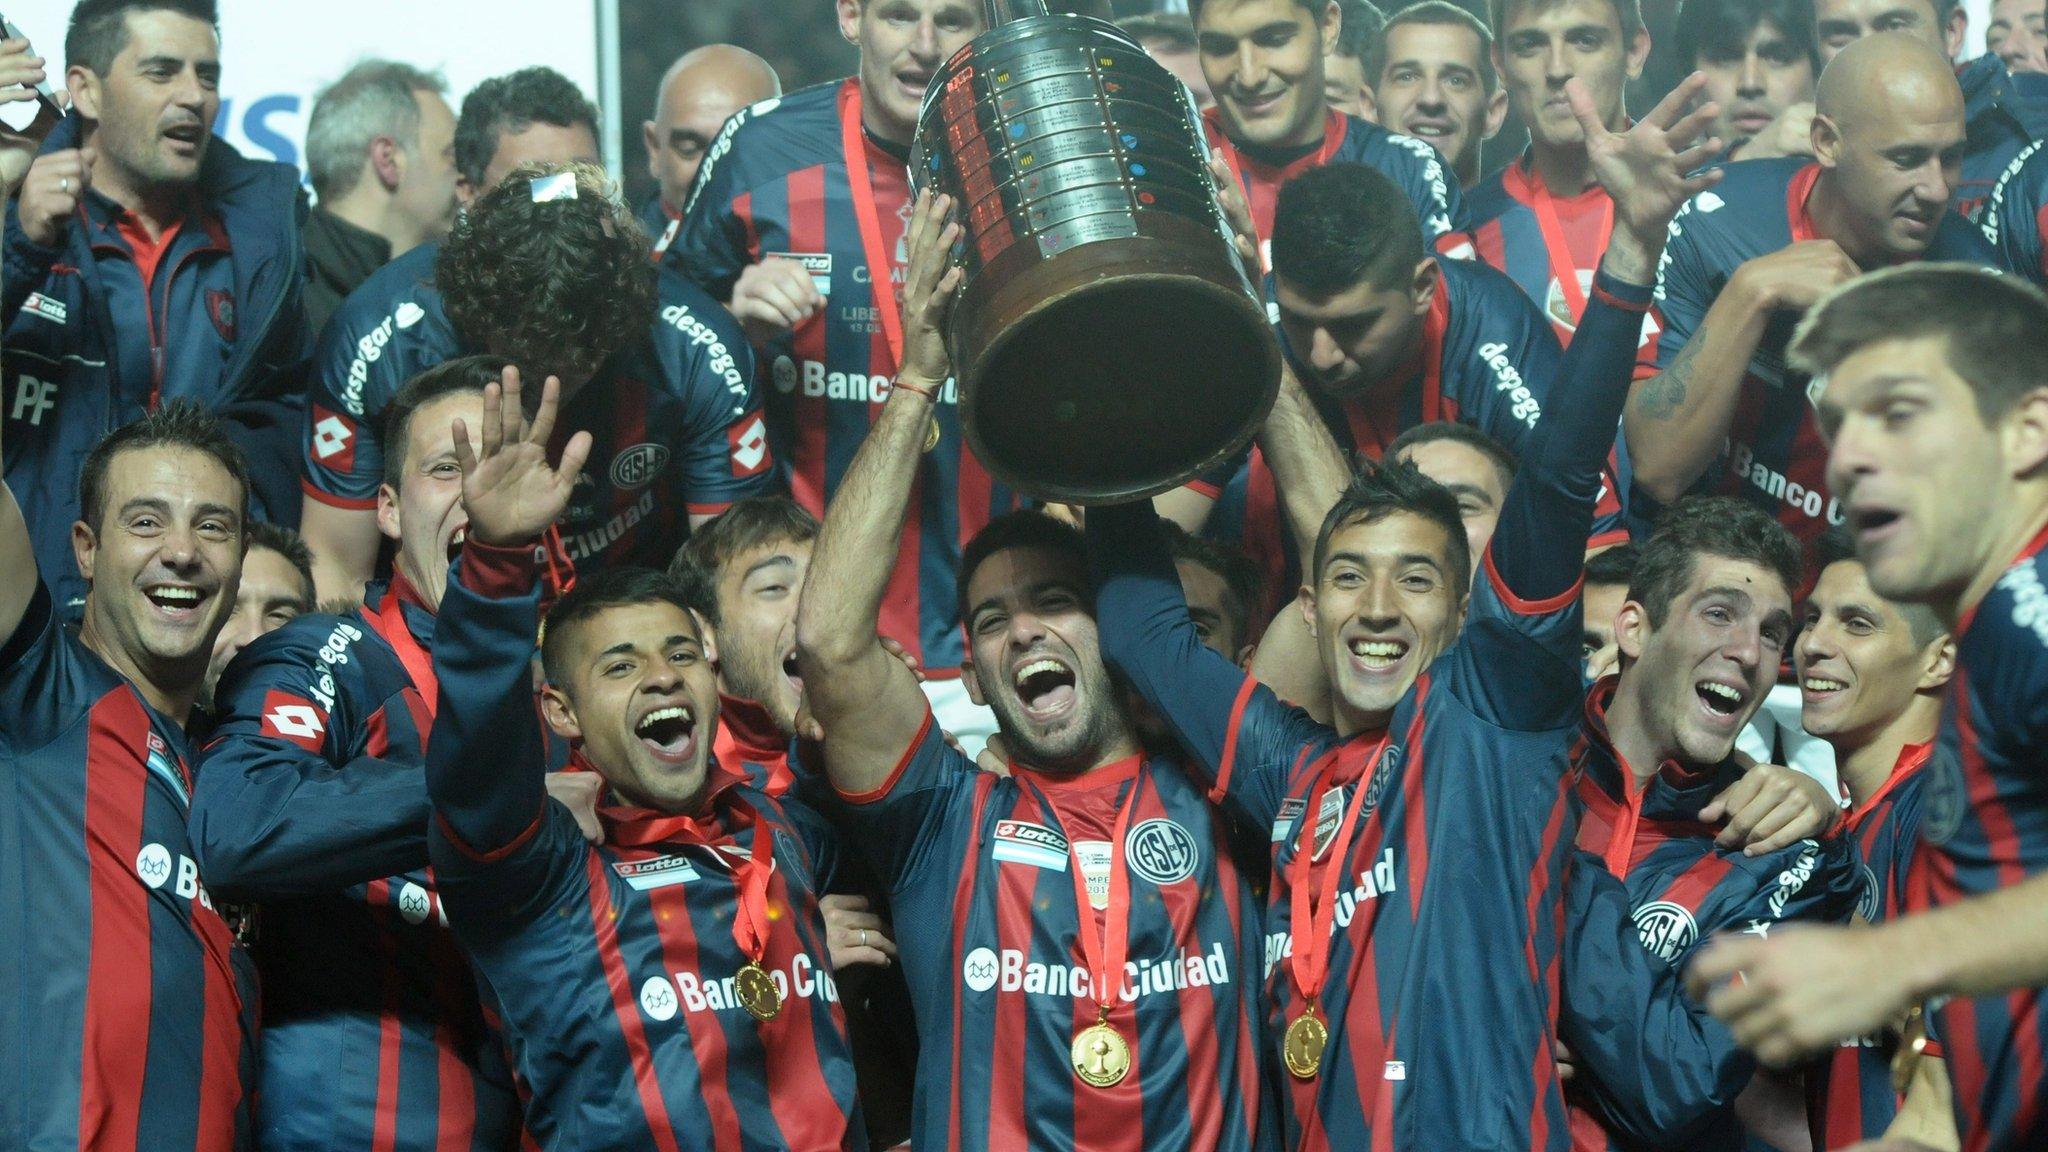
xmin=1637 ymin=335 xmax=1702 ymax=422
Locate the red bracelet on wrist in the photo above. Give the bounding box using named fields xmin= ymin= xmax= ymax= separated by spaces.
xmin=892 ymin=376 xmax=937 ymax=401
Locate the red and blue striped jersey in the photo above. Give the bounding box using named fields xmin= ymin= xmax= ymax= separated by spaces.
xmin=1917 ymin=523 xmax=2048 ymax=1151
xmin=1637 ymin=158 xmax=1998 ymax=569
xmin=1460 ymin=155 xmax=1620 ymax=348
xmin=1955 ymin=56 xmax=2048 ymax=220
xmin=1 ymin=581 xmax=251 ymax=1152
xmin=1200 ymin=257 xmax=1627 ymax=616
xmin=1203 ymin=106 xmax=1465 ymax=265
xmin=669 ymin=79 xmax=1027 ymax=674
xmin=425 ymin=546 xmax=863 ymax=1152
xmin=1981 ymin=139 xmax=2048 ymax=285
xmin=193 ymin=576 xmax=521 ymax=1152
xmin=816 ymin=724 xmax=1271 ymax=1152
xmin=1805 ymin=742 xmax=1932 ymax=1149
xmin=300 ymin=243 xmax=773 ymax=570
xmin=1568 ymin=681 xmax=1866 ymax=1150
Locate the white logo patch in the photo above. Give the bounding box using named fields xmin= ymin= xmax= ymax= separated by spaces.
xmin=396 ymin=881 xmax=433 ymax=925
xmin=1632 ymin=900 xmax=1700 ymax=964
xmin=992 ymin=820 xmax=1069 ymax=871
xmin=312 ymin=416 xmax=354 ymax=462
xmin=640 ymin=975 xmax=679 ymax=1021
xmin=963 ymin=946 xmax=1000 ymax=992
xmin=395 ymin=302 xmax=425 ymax=329
xmin=1075 ymin=841 xmax=1112 ymax=910
xmin=264 ymin=704 xmax=326 ymax=742
xmin=136 ymin=843 xmax=174 ymax=889
xmin=1125 ymin=819 xmax=1199 ymax=886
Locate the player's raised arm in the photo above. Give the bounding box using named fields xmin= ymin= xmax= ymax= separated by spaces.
xmin=0 ymin=36 xmax=47 ymax=646
xmin=793 ymin=190 xmax=961 ymax=794
xmin=425 ymin=373 xmax=591 ymax=859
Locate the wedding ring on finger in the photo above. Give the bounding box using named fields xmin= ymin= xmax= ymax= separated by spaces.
xmin=858 ymin=929 xmax=869 ymax=949
xmin=58 ymin=176 xmax=68 ymax=194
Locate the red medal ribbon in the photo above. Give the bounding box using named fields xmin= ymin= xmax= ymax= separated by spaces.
xmin=1021 ymin=771 xmax=1147 ymax=1019
xmin=1522 ymin=161 xmax=1614 ymax=328
xmin=1206 ymin=108 xmax=1347 ymax=272
xmin=599 ymin=775 xmax=777 ymax=966
xmin=840 ymin=81 xmax=907 ymax=373
xmin=1287 ymin=734 xmax=1394 ymax=1011
xmin=364 ymin=584 xmax=438 ymax=722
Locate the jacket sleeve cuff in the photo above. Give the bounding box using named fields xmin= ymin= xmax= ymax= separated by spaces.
xmin=456 ymin=538 xmax=541 ymax=598
xmin=1592 ymin=268 xmax=1656 ymax=309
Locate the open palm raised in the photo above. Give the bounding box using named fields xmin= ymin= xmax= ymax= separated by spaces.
xmin=452 ymin=367 xmax=593 ymax=548
xmin=1570 ymin=71 xmax=1726 ymax=243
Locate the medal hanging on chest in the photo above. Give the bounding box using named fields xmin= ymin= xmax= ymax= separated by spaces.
xmin=1024 ymin=775 xmax=1146 ymax=1088
xmin=724 ymin=799 xmax=784 ymax=1024
xmin=1284 ymin=734 xmax=1393 ymax=1079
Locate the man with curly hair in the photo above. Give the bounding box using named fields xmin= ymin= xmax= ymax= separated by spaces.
xmin=297 ymin=161 xmax=774 ymax=604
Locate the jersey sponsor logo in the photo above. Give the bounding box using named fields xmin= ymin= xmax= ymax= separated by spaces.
xmin=9 ymin=373 xmax=59 ymax=427
xmin=963 ymin=942 xmax=1232 ymax=1001
xmin=305 ymin=620 xmax=367 ymax=713
xmin=261 ymin=690 xmax=328 ymax=750
xmin=612 ymin=854 xmax=705 ymax=891
xmin=1728 ymin=441 xmax=1844 ymax=525
xmin=785 ymin=357 xmax=963 ymax=405
xmin=1855 ymin=863 xmax=1882 ymax=924
xmin=1475 ymin=341 xmax=1542 ymax=429
xmin=1126 ymin=819 xmax=1198 ymax=886
xmin=772 ymin=354 xmax=799 ymax=394
xmin=609 ymin=442 xmax=671 ymax=490
xmin=562 ymin=490 xmax=657 ymax=562
xmin=1767 ymin=841 xmax=1821 ymax=919
xmin=679 ymin=94 xmax=779 ymax=219
xmin=311 ymin=405 xmax=358 ymax=472
xmin=394 ymin=880 xmax=447 ymax=926
xmin=729 ymin=412 xmax=771 ymax=477
xmin=660 ymin=304 xmax=748 ymax=400
xmin=1920 ymin=747 xmax=1965 ymax=846
xmin=342 ymin=304 xmax=425 ymax=416
xmin=1997 ymin=554 xmax=2048 ymax=652
xmin=22 ymin=291 xmax=66 ymax=325
xmin=1261 ymin=848 xmax=1401 ymax=978
xmin=644 ymin=953 xmax=839 ymax=1021
xmin=767 ymin=252 xmax=834 ymax=297
xmin=1631 ymin=900 xmax=1700 ymax=964
xmin=135 ymin=842 xmax=216 ymax=910
xmin=1271 ymin=796 xmax=1306 ymax=843
xmin=992 ymin=819 xmax=1069 ymax=871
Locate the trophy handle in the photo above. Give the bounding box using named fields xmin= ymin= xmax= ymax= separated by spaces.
xmin=985 ymin=0 xmax=1052 ymax=25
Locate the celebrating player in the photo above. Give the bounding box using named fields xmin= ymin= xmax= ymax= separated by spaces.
xmin=300 ymin=161 xmax=771 ymax=603
xmin=1691 ymin=265 xmax=2048 ymax=1152
xmin=1089 ymin=75 xmax=1713 ymax=1149
xmin=794 ymin=188 xmax=1270 ymax=1151
xmin=1981 ymin=137 xmax=2048 ymax=283
xmin=422 ymin=375 xmax=862 ymax=1150
xmin=2 ymin=401 xmax=253 ymax=1152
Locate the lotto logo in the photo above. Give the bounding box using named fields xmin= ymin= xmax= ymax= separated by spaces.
xmin=261 ymin=691 xmax=327 ymax=751
xmin=729 ymin=412 xmax=770 ymax=477
xmin=311 ymin=405 xmax=357 ymax=473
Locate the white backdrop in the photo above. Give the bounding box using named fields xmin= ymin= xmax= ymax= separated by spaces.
xmin=0 ymin=0 xmax=617 ymax=182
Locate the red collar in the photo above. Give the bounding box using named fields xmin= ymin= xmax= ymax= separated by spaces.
xmin=1844 ymin=740 xmax=1934 ymax=833
xmin=714 ymin=692 xmax=786 ymax=764
xmin=387 ymin=567 xmax=433 ymax=615
xmin=1011 ymin=752 xmax=1144 ymax=793
xmin=1787 ymin=162 xmax=1825 ymax=244
xmin=581 ymin=749 xmax=752 ymax=848
xmin=1504 ymin=153 xmax=1612 ymax=211
xmin=1202 ymin=105 xmax=1350 ymax=179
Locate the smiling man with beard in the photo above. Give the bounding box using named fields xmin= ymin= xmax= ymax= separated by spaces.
xmin=792 ymin=191 xmax=1271 ymax=1152
xmin=192 ymin=358 xmax=600 ymax=1152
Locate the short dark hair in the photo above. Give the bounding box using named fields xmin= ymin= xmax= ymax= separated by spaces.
xmin=1387 ymin=420 xmax=1519 ymax=495
xmin=1791 ymin=263 xmax=2048 ymax=426
xmin=1164 ymin=522 xmax=1264 ymax=651
xmin=79 ymin=400 xmax=249 ymax=533
xmin=66 ymin=0 xmax=217 ymax=75
xmin=1583 ymin=541 xmax=1639 ymax=588
xmin=1627 ymin=496 xmax=1802 ymax=628
xmin=1272 ymin=162 xmax=1425 ymax=297
xmin=956 ymin=511 xmax=1088 ymax=628
xmin=1812 ymin=528 xmax=1946 ymax=646
xmin=670 ymin=497 xmax=822 ymax=628
xmin=1189 ymin=0 xmax=1324 ymax=26
xmin=381 ymin=354 xmax=510 ymax=488
xmin=1118 ymin=11 xmax=1197 ymax=51
xmin=436 ymin=162 xmax=655 ymax=389
xmin=1671 ymin=0 xmax=1817 ymax=73
xmin=541 ymin=567 xmax=700 ymax=687
xmin=1311 ymin=457 xmax=1472 ymax=601
xmin=1366 ymin=0 xmax=1498 ymax=96
xmin=1493 ymin=0 xmax=1645 ymax=41
xmin=1332 ymin=0 xmax=1388 ymax=58
xmin=452 ymin=66 xmax=599 ymax=190
xmin=246 ymin=520 xmax=316 ymax=612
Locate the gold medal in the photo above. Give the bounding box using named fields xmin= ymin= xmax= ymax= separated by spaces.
xmin=923 ymin=411 xmax=942 ymax=453
xmin=735 ymin=961 xmax=782 ymax=1022
xmin=1283 ymin=1010 xmax=1327 ymax=1080
xmin=1071 ymin=1018 xmax=1132 ymax=1087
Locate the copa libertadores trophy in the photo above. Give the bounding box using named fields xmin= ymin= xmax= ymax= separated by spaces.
xmin=910 ymin=0 xmax=1283 ymax=504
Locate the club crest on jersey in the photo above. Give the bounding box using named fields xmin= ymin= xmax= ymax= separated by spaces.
xmin=206 ymin=289 xmax=236 ymax=340
xmin=992 ymin=819 xmax=1069 ymax=871
xmin=1920 ymin=746 xmax=1966 ymax=846
xmin=767 ymin=251 xmax=833 ymax=297
xmin=609 ymin=442 xmax=670 ymax=490
xmin=1855 ymin=864 xmax=1882 ymax=925
xmin=260 ymin=690 xmax=328 ymax=751
xmin=1126 ymin=818 xmax=1198 ymax=886
xmin=1631 ymin=900 xmax=1700 ymax=964
xmin=1312 ymin=786 xmax=1346 ymax=860
xmin=612 ymin=854 xmax=703 ymax=891
xmin=1545 ymin=270 xmax=1595 ymax=332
